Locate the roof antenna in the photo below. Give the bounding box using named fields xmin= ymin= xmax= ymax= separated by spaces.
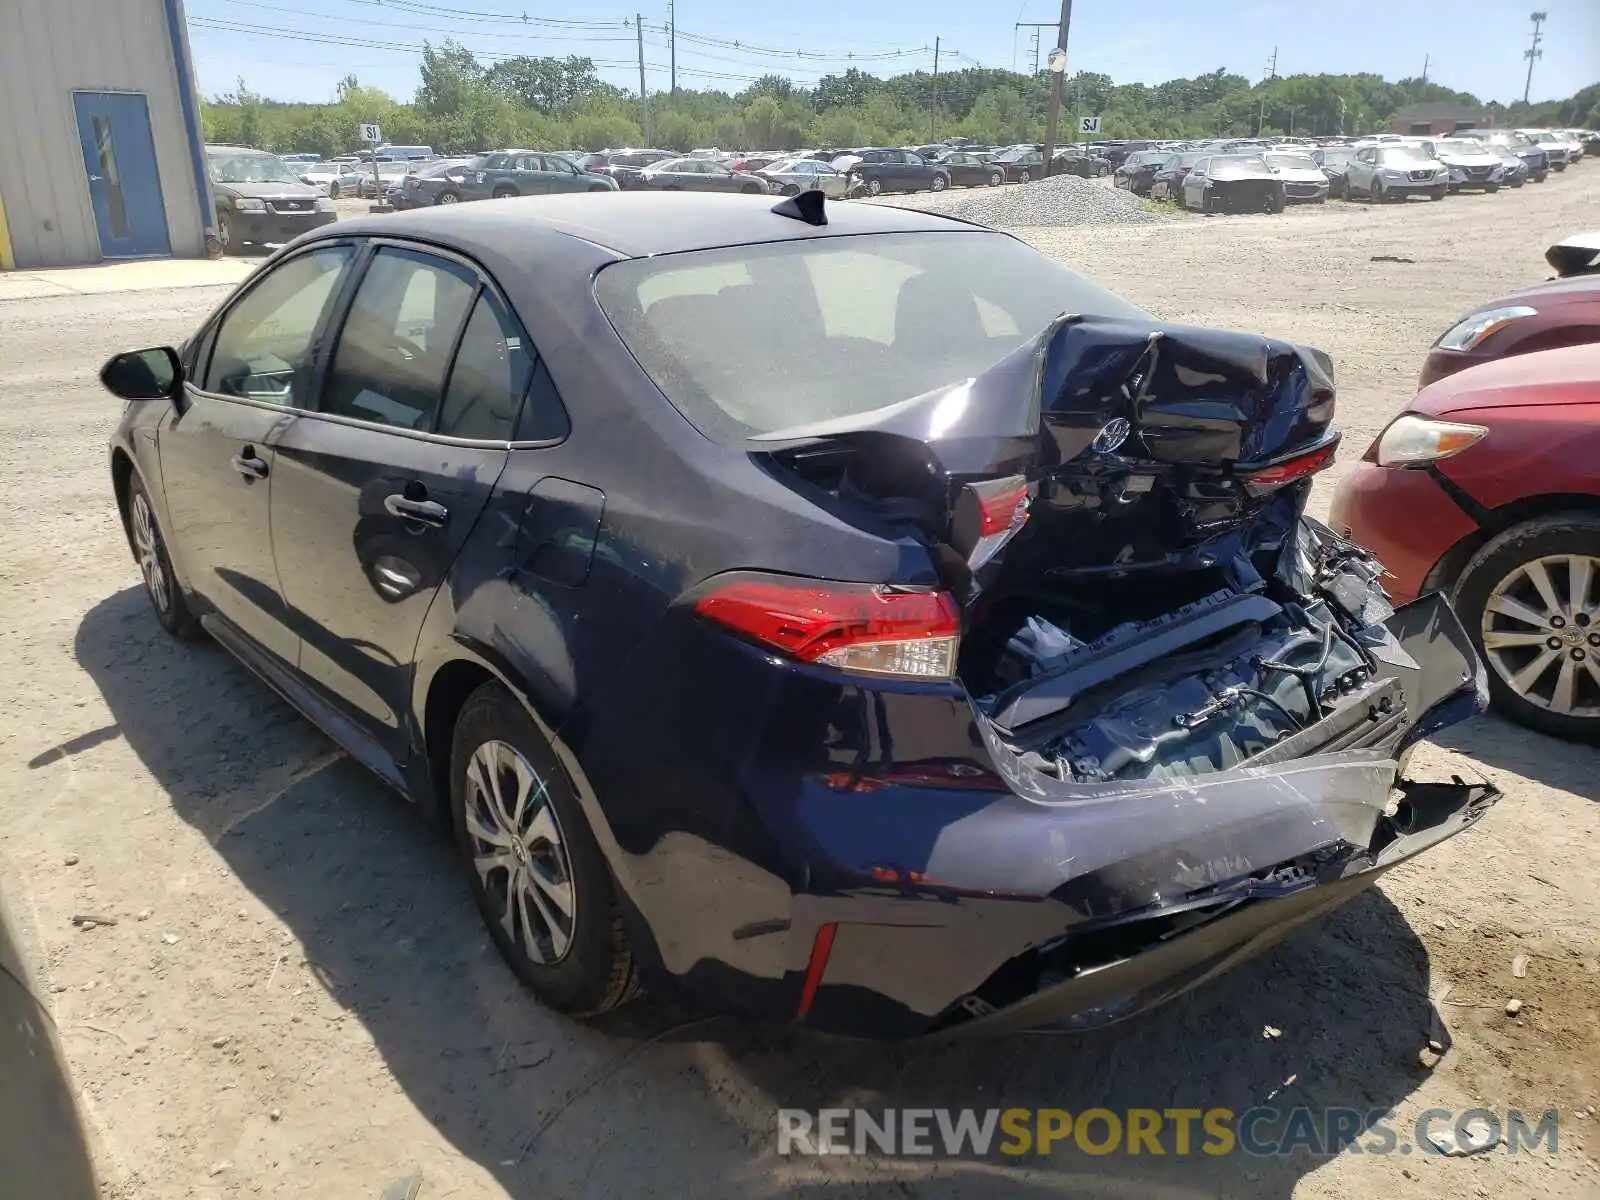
xmin=771 ymin=190 xmax=827 ymax=226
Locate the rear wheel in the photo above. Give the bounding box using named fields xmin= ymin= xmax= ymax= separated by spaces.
xmin=1263 ymin=189 xmax=1285 ymax=214
xmin=988 ymin=169 xmax=1003 ymax=186
xmin=1018 ymin=169 xmax=1032 ymax=184
xmin=1453 ymin=514 xmax=1600 ymax=744
xmin=328 ymin=181 xmax=341 ymax=199
xmin=740 ymin=182 xmax=763 ymax=194
xmin=930 ymin=173 xmax=947 ymax=192
xmin=435 ymin=190 xmax=461 ymax=205
xmin=491 ymin=185 xmax=518 ymax=199
xmin=451 ymin=682 xmax=640 ymax=1013
xmin=866 ymin=177 xmax=883 ymax=196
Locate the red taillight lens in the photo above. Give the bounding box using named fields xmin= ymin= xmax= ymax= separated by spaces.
xmin=1243 ymin=441 xmax=1338 ymax=489
xmin=976 ymin=478 xmax=1031 ymax=536
xmin=694 ymin=576 xmax=961 ymax=679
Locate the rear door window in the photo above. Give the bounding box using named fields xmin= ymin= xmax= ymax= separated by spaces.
xmin=321 ymin=247 xmax=478 ymax=431
xmin=438 ymin=290 xmax=546 ymax=441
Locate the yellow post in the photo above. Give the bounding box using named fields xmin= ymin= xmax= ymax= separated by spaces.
xmin=0 ymin=187 xmax=14 ymax=270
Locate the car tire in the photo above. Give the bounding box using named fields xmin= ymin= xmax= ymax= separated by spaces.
xmin=1019 ymin=169 xmax=1031 ymax=184
xmin=1452 ymin=513 xmax=1600 ymax=744
xmin=1264 ymin=189 xmax=1285 ymax=214
xmin=780 ymin=183 xmax=801 ymax=196
xmin=216 ymin=209 xmax=234 ymax=253
xmin=930 ymin=173 xmax=947 ymax=192
xmin=328 ymin=182 xmax=341 ymax=199
xmin=451 ymin=681 xmax=641 ymax=1014
xmin=1533 ymin=171 xmax=1548 ymax=183
xmin=1485 ymin=182 xmax=1500 ymax=193
xmin=866 ymin=177 xmax=883 ymax=196
xmin=1431 ymin=186 xmax=1447 ymax=200
xmin=988 ymin=169 xmax=1002 ymax=186
xmin=1370 ymin=180 xmax=1385 ymax=203
xmin=1201 ymin=191 xmax=1217 ymax=214
xmin=491 ymin=185 xmax=518 ymax=199
xmin=125 ymin=474 xmax=200 ymax=639
xmin=740 ymin=182 xmax=763 ymax=194
xmin=435 ymin=190 xmax=461 ymax=205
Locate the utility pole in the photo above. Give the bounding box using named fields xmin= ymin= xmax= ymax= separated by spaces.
xmin=1421 ymin=53 xmax=1430 ymax=84
xmin=1265 ymin=45 xmax=1278 ymax=80
xmin=930 ymin=37 xmax=940 ymax=140
xmin=635 ymin=14 xmax=652 ymax=146
xmin=1016 ymin=22 xmax=1053 ymax=74
xmin=1523 ymin=11 xmax=1546 ymax=104
xmin=667 ymin=0 xmax=676 ymax=99
xmin=1040 ymin=0 xmax=1073 ymax=166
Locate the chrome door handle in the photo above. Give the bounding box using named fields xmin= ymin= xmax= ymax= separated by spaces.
xmin=384 ymin=494 xmax=448 ymax=527
xmin=231 ymin=452 xmax=268 ymax=479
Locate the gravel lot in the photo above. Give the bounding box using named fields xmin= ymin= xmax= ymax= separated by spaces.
xmin=869 ymin=173 xmax=1165 ymax=228
xmin=2 ymin=172 xmax=1597 ymax=1200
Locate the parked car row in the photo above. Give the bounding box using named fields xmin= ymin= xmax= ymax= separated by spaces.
xmin=1114 ymin=127 xmax=1591 ymax=215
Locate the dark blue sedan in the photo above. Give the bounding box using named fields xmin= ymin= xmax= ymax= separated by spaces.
xmin=99 ymin=193 xmax=1499 ymax=1038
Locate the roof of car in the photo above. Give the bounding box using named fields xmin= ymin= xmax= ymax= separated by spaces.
xmin=325 ymin=191 xmax=981 ymax=259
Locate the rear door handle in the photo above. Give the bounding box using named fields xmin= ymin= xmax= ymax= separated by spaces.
xmin=384 ymin=494 xmax=449 ymax=528
xmin=231 ymin=450 xmax=268 ymax=479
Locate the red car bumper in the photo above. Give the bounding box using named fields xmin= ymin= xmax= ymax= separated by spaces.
xmin=1327 ymin=461 xmax=1481 ymax=603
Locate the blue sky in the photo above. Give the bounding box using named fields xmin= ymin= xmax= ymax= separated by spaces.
xmin=184 ymin=0 xmax=1598 ymax=107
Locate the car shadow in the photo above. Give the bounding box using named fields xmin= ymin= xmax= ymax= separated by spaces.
xmin=72 ymin=586 xmax=1445 ymax=1197
xmin=1430 ymin=713 xmax=1596 ymax=801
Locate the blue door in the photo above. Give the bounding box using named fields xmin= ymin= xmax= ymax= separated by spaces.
xmin=72 ymin=91 xmax=170 ymax=259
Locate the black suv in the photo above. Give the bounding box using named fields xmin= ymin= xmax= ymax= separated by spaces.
xmin=206 ymin=145 xmax=335 ymax=254
xmin=834 ymin=148 xmax=950 ymax=195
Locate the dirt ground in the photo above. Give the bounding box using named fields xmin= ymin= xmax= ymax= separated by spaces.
xmin=1 ymin=172 xmax=1597 ymax=1200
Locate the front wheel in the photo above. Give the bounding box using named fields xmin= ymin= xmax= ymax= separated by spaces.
xmin=1018 ymin=169 xmax=1031 ymax=184
xmin=452 ymin=682 xmax=641 ymax=1013
xmin=988 ymin=169 xmax=1002 ymax=186
xmin=741 ymin=182 xmax=763 ymax=194
xmin=1485 ymin=182 xmax=1501 ymax=193
xmin=1431 ymin=186 xmax=1447 ymax=200
xmin=781 ymin=183 xmax=801 ymax=196
xmin=491 ymin=185 xmax=518 ymax=199
xmin=216 ymin=208 xmax=234 ymax=253
xmin=866 ymin=177 xmax=883 ymax=196
xmin=1453 ymin=514 xmax=1600 ymax=744
xmin=1370 ymin=180 xmax=1385 ymax=203
xmin=328 ymin=182 xmax=341 ymax=199
xmin=435 ymin=190 xmax=461 ymax=205
xmin=125 ymin=475 xmax=199 ymax=639
xmin=930 ymin=173 xmax=947 ymax=192
xmin=1264 ymin=189 xmax=1285 ymax=214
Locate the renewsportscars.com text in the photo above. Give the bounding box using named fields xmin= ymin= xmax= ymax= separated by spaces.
xmin=777 ymin=1106 xmax=1560 ymax=1158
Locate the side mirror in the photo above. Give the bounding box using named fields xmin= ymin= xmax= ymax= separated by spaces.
xmin=100 ymin=346 xmax=182 ymax=401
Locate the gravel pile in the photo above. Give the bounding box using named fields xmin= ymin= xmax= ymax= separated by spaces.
xmin=867 ymin=175 xmax=1169 ymax=229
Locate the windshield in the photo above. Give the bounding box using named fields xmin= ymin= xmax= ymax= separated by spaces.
xmin=1437 ymin=139 xmax=1487 ymax=154
xmin=1265 ymin=152 xmax=1318 ymax=171
xmin=1212 ymin=154 xmax=1268 ymax=170
xmin=1380 ymin=148 xmax=1434 ymax=166
xmin=594 ymin=231 xmax=1147 ymax=443
xmin=208 ymin=152 xmax=299 ymax=184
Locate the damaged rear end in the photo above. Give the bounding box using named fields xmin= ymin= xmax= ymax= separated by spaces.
xmin=732 ymin=314 xmax=1499 ymax=1035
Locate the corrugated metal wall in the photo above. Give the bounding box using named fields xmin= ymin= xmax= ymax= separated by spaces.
xmin=0 ymin=0 xmax=206 ymax=267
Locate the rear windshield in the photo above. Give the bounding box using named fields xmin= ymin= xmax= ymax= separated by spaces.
xmin=593 ymin=231 xmax=1147 ymax=443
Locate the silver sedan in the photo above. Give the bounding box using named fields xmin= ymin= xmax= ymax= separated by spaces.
xmin=756 ymin=157 xmax=851 ymax=198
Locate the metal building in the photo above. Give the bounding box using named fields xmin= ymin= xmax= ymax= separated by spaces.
xmin=0 ymin=0 xmax=213 ymax=269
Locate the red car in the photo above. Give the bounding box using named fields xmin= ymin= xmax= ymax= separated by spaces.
xmin=1330 ymin=342 xmax=1600 ymax=742
xmin=1419 ymin=232 xmax=1600 ymax=389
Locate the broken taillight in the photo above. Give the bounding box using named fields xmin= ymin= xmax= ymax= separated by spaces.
xmin=951 ymin=474 xmax=1032 ymax=570
xmin=1242 ymin=441 xmax=1338 ymax=490
xmin=694 ymin=575 xmax=961 ymax=679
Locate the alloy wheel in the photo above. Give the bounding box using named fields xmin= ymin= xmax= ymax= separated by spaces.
xmin=130 ymin=491 xmax=171 ymax=614
xmin=437 ymin=191 xmax=459 ymax=204
xmin=462 ymin=739 xmax=577 ymax=964
xmin=1481 ymin=554 xmax=1600 ymax=717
